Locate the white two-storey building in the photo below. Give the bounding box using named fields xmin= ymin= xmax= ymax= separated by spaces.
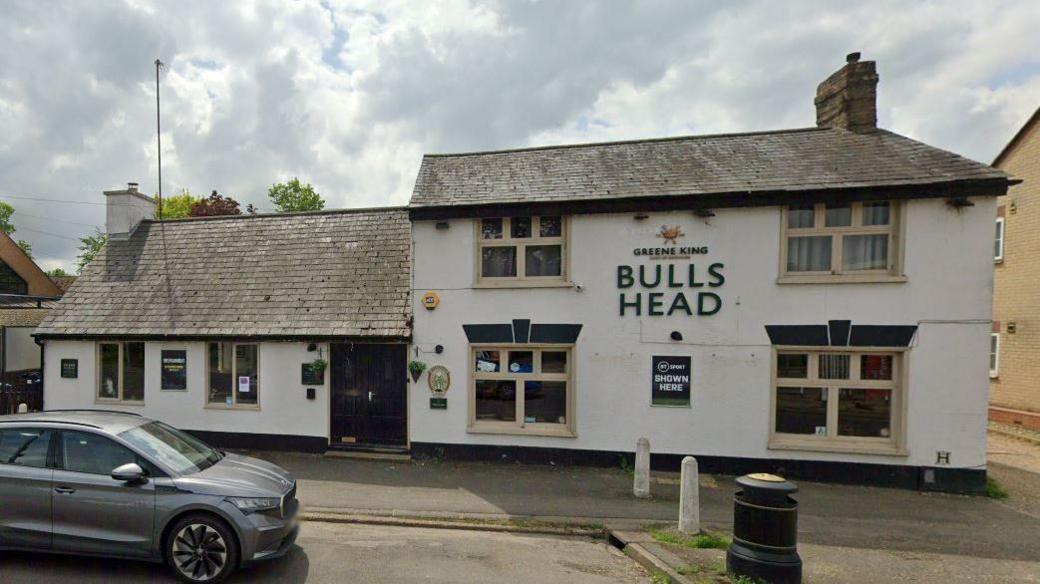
xmin=405 ymin=54 xmax=1012 ymax=492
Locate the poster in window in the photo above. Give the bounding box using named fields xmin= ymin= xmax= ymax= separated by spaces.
xmin=651 ymin=355 xmax=691 ymax=406
xmin=238 ymin=376 xmax=250 ymax=393
xmin=161 ymin=350 xmax=188 ymax=390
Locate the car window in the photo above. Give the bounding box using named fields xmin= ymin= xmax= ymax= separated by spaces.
xmin=0 ymin=428 xmax=51 ymax=468
xmin=60 ymin=431 xmax=138 ymax=476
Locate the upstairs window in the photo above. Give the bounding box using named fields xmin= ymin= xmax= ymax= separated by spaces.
xmin=994 ymin=217 xmax=1005 ymax=262
xmin=477 ymin=216 xmax=566 ymax=285
xmin=97 ymin=341 xmax=145 ymax=403
xmin=990 ymin=333 xmax=1000 ymax=378
xmin=781 ymin=201 xmax=901 ymax=281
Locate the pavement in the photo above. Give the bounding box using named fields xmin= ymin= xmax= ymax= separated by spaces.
xmin=0 ymin=522 xmax=648 ymax=583
xmin=253 ymin=449 xmax=1040 ymax=564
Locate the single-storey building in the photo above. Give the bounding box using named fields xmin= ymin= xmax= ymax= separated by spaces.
xmin=37 ymin=54 xmax=1012 ymax=491
xmin=36 ymin=184 xmax=411 ymax=452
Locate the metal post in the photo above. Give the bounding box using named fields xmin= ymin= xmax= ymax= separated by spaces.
xmin=634 ymin=437 xmax=651 ymax=498
xmin=679 ymin=456 xmax=700 ymax=534
xmin=154 ymin=58 xmax=164 ymax=219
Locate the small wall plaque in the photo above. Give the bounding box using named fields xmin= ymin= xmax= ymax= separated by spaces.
xmin=430 ymin=397 xmax=447 ymax=410
xmin=301 ymin=363 xmax=324 ymax=385
xmin=60 ymin=359 xmax=78 ymax=379
xmin=427 ymin=365 xmax=451 ymax=396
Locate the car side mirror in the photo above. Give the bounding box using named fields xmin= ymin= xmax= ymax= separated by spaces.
xmin=111 ymin=462 xmax=147 ymax=484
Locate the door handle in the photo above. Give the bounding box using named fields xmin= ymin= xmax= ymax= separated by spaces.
xmin=368 ymin=391 xmax=374 ymax=402
xmin=54 ymin=486 xmax=76 ymax=494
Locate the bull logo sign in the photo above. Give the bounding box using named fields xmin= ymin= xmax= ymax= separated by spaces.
xmin=657 ymin=225 xmax=685 ymax=245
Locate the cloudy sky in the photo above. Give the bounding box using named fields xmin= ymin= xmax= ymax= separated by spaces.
xmin=2 ymin=0 xmax=1039 ymax=272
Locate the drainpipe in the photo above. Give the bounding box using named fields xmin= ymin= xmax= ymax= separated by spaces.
xmin=33 ymin=334 xmax=44 ymax=411
xmin=1 ymin=327 xmax=6 ymax=413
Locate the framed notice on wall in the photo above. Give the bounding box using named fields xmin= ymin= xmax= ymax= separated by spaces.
xmin=651 ymin=355 xmax=691 ymax=407
xmin=60 ymin=359 xmax=78 ymax=378
xmin=161 ymin=350 xmax=187 ymax=390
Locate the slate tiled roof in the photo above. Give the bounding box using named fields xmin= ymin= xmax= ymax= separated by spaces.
xmin=410 ymin=127 xmax=1008 ymax=208
xmin=0 ymin=308 xmax=50 ymax=327
xmin=37 ymin=208 xmax=411 ymax=338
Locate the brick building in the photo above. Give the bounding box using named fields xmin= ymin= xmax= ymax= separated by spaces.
xmin=990 ymin=106 xmax=1040 ymax=429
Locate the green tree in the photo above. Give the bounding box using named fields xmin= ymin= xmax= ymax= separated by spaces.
xmin=268 ymin=178 xmax=324 ymax=213
xmin=0 ymin=201 xmax=15 ymax=234
xmin=78 ymin=227 xmax=107 ymax=273
xmin=46 ymin=267 xmax=70 ymax=277
xmin=16 ymin=239 xmax=32 ymax=259
xmin=190 ymin=190 xmax=242 ymax=217
xmin=158 ymin=189 xmax=201 ymax=219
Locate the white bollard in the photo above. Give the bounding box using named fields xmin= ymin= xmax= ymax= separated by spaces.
xmin=679 ymin=456 xmax=700 ymax=534
xmin=634 ymin=437 xmax=651 ymax=499
xmin=17 ymin=403 xmax=27 ymax=414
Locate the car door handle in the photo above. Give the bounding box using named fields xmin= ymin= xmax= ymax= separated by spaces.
xmin=54 ymin=486 xmax=76 ymax=494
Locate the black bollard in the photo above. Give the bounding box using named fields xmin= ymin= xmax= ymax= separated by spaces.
xmin=726 ymin=473 xmax=801 ymax=584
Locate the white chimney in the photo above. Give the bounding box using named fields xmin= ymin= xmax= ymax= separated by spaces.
xmin=104 ymin=182 xmax=157 ymax=240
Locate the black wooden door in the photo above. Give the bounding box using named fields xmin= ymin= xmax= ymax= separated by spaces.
xmin=330 ymin=343 xmax=407 ymax=447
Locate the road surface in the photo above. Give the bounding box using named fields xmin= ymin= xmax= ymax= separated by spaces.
xmin=0 ymin=521 xmax=648 ymax=583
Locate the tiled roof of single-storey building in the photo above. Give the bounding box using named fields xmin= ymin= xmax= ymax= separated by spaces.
xmin=36 ymin=207 xmax=411 ymax=338
xmin=409 ymin=127 xmax=1009 ymax=209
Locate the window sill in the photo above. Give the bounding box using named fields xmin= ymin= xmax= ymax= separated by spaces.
xmin=776 ymin=274 xmax=908 ymax=285
xmin=94 ymin=399 xmax=145 ymax=406
xmin=468 ymin=423 xmax=576 ymax=438
xmin=994 ymin=259 xmax=1004 ymax=265
xmin=473 ymin=280 xmax=574 ymax=290
xmin=768 ymin=437 xmax=906 ymax=457
xmin=204 ymin=404 xmax=261 ymax=412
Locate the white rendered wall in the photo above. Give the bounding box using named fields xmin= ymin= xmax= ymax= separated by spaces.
xmin=410 ymin=198 xmax=995 ymax=471
xmin=42 ymin=340 xmax=330 ymax=440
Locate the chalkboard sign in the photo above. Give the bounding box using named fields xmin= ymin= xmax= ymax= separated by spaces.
xmin=301 ymin=363 xmax=324 ymax=385
xmin=651 ymin=355 xmax=691 ymax=406
xmin=161 ymin=350 xmax=187 ymax=390
xmin=60 ymin=359 xmax=78 ymax=379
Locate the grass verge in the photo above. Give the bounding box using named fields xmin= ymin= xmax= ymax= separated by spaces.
xmin=985 ymin=476 xmax=1009 ymax=500
xmin=650 ymin=528 xmax=731 ymax=550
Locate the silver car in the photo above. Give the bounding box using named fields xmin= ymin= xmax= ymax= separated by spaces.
xmin=0 ymin=410 xmax=299 ymax=583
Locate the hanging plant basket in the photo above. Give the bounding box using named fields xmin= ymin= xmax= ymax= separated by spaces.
xmin=310 ymin=358 xmax=328 ymax=375
xmin=408 ymin=360 xmax=428 ymax=383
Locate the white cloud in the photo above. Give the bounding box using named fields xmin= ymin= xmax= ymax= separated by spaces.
xmin=0 ymin=0 xmax=1037 ymax=272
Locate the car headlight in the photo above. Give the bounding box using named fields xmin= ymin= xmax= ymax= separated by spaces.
xmin=226 ymin=496 xmax=280 ymax=515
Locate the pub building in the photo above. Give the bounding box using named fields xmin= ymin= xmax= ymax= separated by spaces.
xmin=405 ymin=54 xmax=1011 ymax=492
xmin=36 ymin=54 xmax=1013 ymax=491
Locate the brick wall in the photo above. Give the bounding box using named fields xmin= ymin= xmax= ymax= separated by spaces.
xmin=992 ymin=118 xmax=1040 ymax=413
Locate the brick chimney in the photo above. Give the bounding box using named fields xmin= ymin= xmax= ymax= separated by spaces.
xmin=815 ymin=52 xmax=879 ymax=133
xmin=104 ymin=182 xmax=157 ymax=240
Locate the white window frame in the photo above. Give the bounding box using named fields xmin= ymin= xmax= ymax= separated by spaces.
xmin=95 ymin=341 xmax=145 ymax=404
xmin=468 ymin=344 xmax=575 ymax=437
xmin=205 ymin=342 xmax=260 ymax=410
xmin=769 ymin=347 xmax=907 ymax=456
xmin=778 ymin=201 xmax=905 ymax=284
xmin=474 ymin=216 xmax=569 ymax=287
xmin=994 ymin=217 xmax=1005 ymax=262
xmin=990 ymin=333 xmax=1000 ymax=379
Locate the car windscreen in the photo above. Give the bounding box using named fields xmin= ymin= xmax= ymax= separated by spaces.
xmin=118 ymin=421 xmax=223 ymax=475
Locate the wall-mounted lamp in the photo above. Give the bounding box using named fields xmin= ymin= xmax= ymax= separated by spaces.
xmin=694 ymin=209 xmax=716 ymax=218
xmin=306 ymin=387 xmax=316 ymax=400
xmin=634 ymin=213 xmax=649 ymax=220
xmin=307 ymin=343 xmax=317 ymax=352
xmin=435 ymin=221 xmax=451 ymax=230
xmin=435 ymin=344 xmax=444 ymax=354
xmin=946 ymin=197 xmax=974 ymax=208
xmin=1008 ymin=322 xmax=1017 ymax=334
xmin=670 ymin=331 xmax=683 ymax=341
xmin=1010 ymin=200 xmax=1018 ymax=214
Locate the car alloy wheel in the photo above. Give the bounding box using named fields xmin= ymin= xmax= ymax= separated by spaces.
xmin=171 ymin=523 xmax=229 ymax=582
